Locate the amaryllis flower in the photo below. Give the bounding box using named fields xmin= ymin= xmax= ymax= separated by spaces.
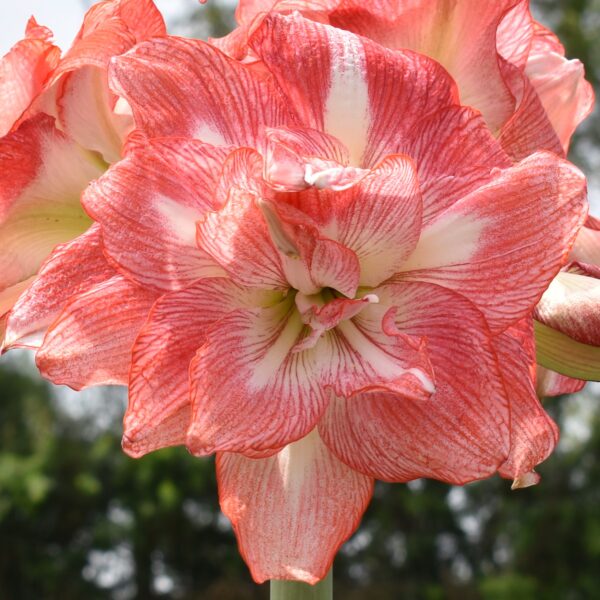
xmin=26 ymin=13 xmax=585 ymax=582
xmin=214 ymin=0 xmax=599 ymax=398
xmin=215 ymin=0 xmax=594 ymax=158
xmin=0 ymin=0 xmax=165 ymax=344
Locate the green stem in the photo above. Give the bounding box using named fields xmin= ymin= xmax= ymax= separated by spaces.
xmin=270 ymin=570 xmax=333 ymax=600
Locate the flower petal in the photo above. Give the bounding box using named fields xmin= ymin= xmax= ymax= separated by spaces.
xmin=36 ymin=275 xmax=158 ymax=389
xmin=4 ymin=225 xmax=114 ymax=349
xmin=495 ymin=320 xmax=558 ymax=487
xmin=186 ymin=298 xmax=325 ymax=454
xmin=525 ymin=24 xmax=594 ymax=153
xmin=319 ymin=281 xmax=510 ymax=484
xmin=217 ymin=429 xmax=373 ymax=584
xmin=124 ymin=278 xmax=279 ymax=458
xmin=0 ymin=114 xmax=102 ymax=294
xmin=249 ymin=12 xmax=458 ymax=167
xmin=570 ymin=223 xmax=600 ymax=265
xmin=83 ymin=138 xmax=228 ymax=292
xmin=535 ymin=268 xmax=600 ymax=346
xmin=0 ymin=18 xmax=60 ymax=136
xmin=535 ymin=366 xmax=585 ymax=398
xmin=109 ymin=36 xmax=290 ymax=148
xmin=400 ymin=152 xmax=588 ymax=332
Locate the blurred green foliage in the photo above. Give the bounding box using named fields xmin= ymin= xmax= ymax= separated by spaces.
xmin=1 ymin=0 xmax=600 ymax=598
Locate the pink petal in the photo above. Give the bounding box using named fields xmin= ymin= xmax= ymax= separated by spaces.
xmin=535 ymin=268 xmax=600 ymax=346
xmin=0 ymin=114 xmax=103 ymax=295
xmin=186 ymin=299 xmax=325 ymax=454
xmin=329 ymin=154 xmax=423 ymax=287
xmin=322 ymin=0 xmax=517 ymax=133
xmin=36 ymin=275 xmax=158 ymax=390
xmin=400 ymin=106 xmax=511 ymax=225
xmin=495 ymin=319 xmax=559 ymax=488
xmin=570 ymin=223 xmax=600 ymax=265
xmin=83 ymin=138 xmax=228 ymax=292
xmin=535 ymin=366 xmax=585 ymax=398
xmin=196 ymin=157 xmax=288 ymax=290
xmin=400 ymin=152 xmax=588 ymax=332
xmin=497 ymin=60 xmax=563 ymax=160
xmin=109 ymin=36 xmax=291 ymax=147
xmin=217 ymin=430 xmax=373 ymax=583
xmin=248 ymin=12 xmax=458 ymax=168
xmin=124 ymin=278 xmax=279 ymax=458
xmin=524 ymin=25 xmax=594 ymax=153
xmin=319 ymin=281 xmax=510 ymax=484
xmin=0 ymin=19 xmax=60 ymax=136
xmin=496 ymin=0 xmax=533 ymax=68
xmin=4 ymin=225 xmax=114 ymax=349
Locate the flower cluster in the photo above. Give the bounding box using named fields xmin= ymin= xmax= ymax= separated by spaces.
xmin=0 ymin=0 xmax=595 ymax=584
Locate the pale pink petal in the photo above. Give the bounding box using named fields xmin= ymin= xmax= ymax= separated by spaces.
xmin=496 ymin=0 xmax=533 ymax=68
xmin=0 ymin=115 xmax=103 ymax=295
xmin=320 ymin=282 xmax=510 ymax=484
xmin=124 ymin=279 xmax=279 ymax=458
xmin=36 ymin=275 xmax=158 ymax=390
xmin=495 ymin=320 xmax=559 ymax=487
xmin=109 ymin=36 xmax=291 ymax=148
xmin=535 ymin=366 xmax=585 ymax=398
xmin=535 ymin=269 xmax=600 ymax=346
xmin=249 ymin=12 xmax=458 ymax=168
xmin=217 ymin=430 xmax=373 ymax=584
xmin=0 ymin=19 xmax=60 ymax=136
xmin=570 ymin=223 xmax=600 ymax=265
xmin=400 ymin=152 xmax=588 ymax=332
xmin=4 ymin=225 xmax=114 ymax=349
xmin=83 ymin=138 xmax=228 ymax=292
xmin=525 ymin=24 xmax=594 ymax=153
xmin=498 ymin=60 xmax=564 ymax=160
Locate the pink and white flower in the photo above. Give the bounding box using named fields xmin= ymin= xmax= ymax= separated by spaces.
xmin=22 ymin=13 xmax=584 ymax=582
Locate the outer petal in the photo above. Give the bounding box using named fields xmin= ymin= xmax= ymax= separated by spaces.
xmin=0 ymin=115 xmax=101 ymax=295
xmin=400 ymin=152 xmax=588 ymax=332
xmin=217 ymin=430 xmax=373 ymax=584
xmin=36 ymin=275 xmax=158 ymax=390
xmin=570 ymin=223 xmax=600 ymax=266
xmin=320 ymin=282 xmax=510 ymax=484
xmin=83 ymin=138 xmax=228 ymax=292
xmin=124 ymin=279 xmax=280 ymax=458
xmin=248 ymin=12 xmax=458 ymax=167
xmin=0 ymin=18 xmax=60 ymax=136
xmin=525 ymin=25 xmax=594 ymax=153
xmin=496 ymin=0 xmax=533 ymax=68
xmin=495 ymin=320 xmax=559 ymax=488
xmin=498 ymin=59 xmax=564 ymax=160
xmin=535 ymin=268 xmax=600 ymax=346
xmin=4 ymin=225 xmax=114 ymax=349
xmin=109 ymin=36 xmax=291 ymax=148
xmin=322 ymin=0 xmax=518 ymax=133
xmin=536 ymin=366 xmax=585 ymax=398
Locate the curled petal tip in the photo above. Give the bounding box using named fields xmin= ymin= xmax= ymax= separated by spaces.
xmin=511 ymin=471 xmax=541 ymax=490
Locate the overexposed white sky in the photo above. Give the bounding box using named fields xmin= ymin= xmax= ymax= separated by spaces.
xmin=0 ymin=0 xmax=201 ymax=55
